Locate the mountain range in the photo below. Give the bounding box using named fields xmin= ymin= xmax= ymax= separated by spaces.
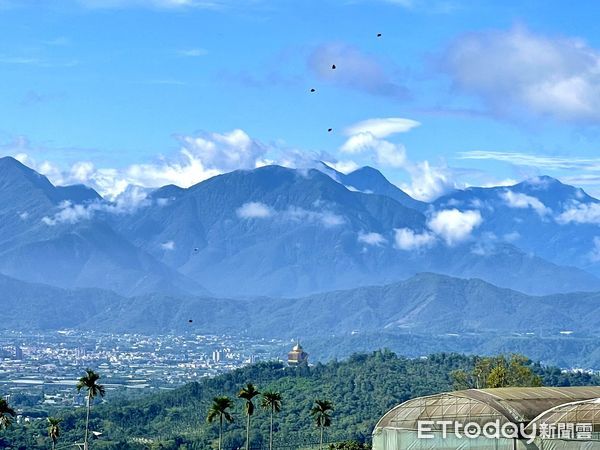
xmin=2 ymin=155 xmax=600 ymax=297
xmin=4 ymin=154 xmax=600 ymax=367
xmin=2 ymin=271 xmax=599 ymax=367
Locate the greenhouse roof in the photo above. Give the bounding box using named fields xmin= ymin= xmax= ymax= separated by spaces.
xmin=526 ymin=398 xmax=600 ymax=432
xmin=375 ymin=387 xmax=600 ymax=431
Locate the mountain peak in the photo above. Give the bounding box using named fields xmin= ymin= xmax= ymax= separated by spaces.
xmin=521 ymin=175 xmax=563 ymax=188
xmin=0 ymin=155 xmax=55 ymax=193
xmin=0 ymin=156 xmax=102 ymax=204
xmin=510 ymin=175 xmax=598 ymax=208
xmin=348 ymin=165 xmax=387 ymax=180
xmin=341 ymin=165 xmax=426 ymax=210
xmin=0 ymin=155 xmax=36 ymax=173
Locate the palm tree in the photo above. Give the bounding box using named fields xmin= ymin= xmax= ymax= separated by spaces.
xmin=0 ymin=398 xmax=16 ymax=430
xmin=76 ymin=369 xmax=105 ymax=450
xmin=47 ymin=417 xmax=62 ymax=450
xmin=310 ymin=399 xmax=334 ymax=450
xmin=207 ymin=396 xmax=234 ymax=450
xmin=237 ymin=383 xmax=260 ymax=450
xmin=261 ymin=391 xmax=282 ymax=450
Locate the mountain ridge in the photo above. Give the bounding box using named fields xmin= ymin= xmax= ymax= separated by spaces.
xmin=2 ymin=271 xmax=600 ymax=366
xmin=2 ymin=156 xmax=600 ymax=297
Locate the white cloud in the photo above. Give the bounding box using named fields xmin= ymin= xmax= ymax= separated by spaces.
xmin=307 ymin=42 xmax=407 ymax=98
xmin=401 ymin=160 xmax=457 ymax=201
xmin=112 ymin=185 xmax=152 ymax=212
xmin=9 ymin=129 xmax=269 ymax=200
xmin=556 ymin=201 xmax=600 ymax=225
xmin=340 ymin=117 xmax=417 ymax=169
xmin=69 ymin=161 xmax=95 ymax=183
xmin=358 ymin=231 xmax=387 ymax=246
xmin=237 ymin=202 xmax=273 ymax=219
xmin=589 ymin=237 xmax=600 ymax=262
xmin=161 ymin=240 xmax=176 ymax=250
xmin=320 ymin=212 xmax=345 ymax=227
xmin=40 ymin=186 xmax=163 ymax=226
xmin=443 ymin=26 xmax=600 ymax=123
xmin=394 ymin=227 xmax=436 ymax=251
xmin=500 ymin=190 xmax=551 ymax=216
xmin=344 ymin=118 xmax=421 ymax=138
xmin=458 ymin=151 xmax=600 ymax=171
xmin=340 ymin=133 xmax=406 ymax=168
xmin=285 ymin=207 xmax=345 ymax=227
xmin=156 ymin=197 xmax=171 ymax=207
xmin=177 ymin=129 xmax=267 ymax=173
xmin=339 ymin=117 xmax=462 ymax=200
xmin=479 ymin=178 xmax=519 ymax=188
xmin=340 ymin=133 xmax=379 ymax=154
xmin=235 ymin=203 xmax=345 ymax=227
xmin=427 ymin=209 xmax=482 ymax=245
xmin=373 ymin=141 xmax=407 ymax=168
xmin=42 ymin=201 xmax=94 ymax=226
xmin=13 ymin=152 xmax=66 ymax=185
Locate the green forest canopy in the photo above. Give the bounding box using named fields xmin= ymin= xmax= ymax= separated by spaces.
xmin=3 ymin=351 xmax=599 ymax=450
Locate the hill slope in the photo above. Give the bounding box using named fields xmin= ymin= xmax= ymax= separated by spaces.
xmin=0 ymin=157 xmax=207 ymax=296
xmin=4 ymin=351 xmax=599 ymax=449
xmin=3 ymin=272 xmax=600 ymax=367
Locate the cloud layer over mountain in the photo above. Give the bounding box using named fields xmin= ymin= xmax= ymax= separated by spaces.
xmin=3 ymin=155 xmax=600 ymax=298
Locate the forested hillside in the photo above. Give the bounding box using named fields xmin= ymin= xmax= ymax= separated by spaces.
xmin=3 ymin=351 xmax=599 ymax=450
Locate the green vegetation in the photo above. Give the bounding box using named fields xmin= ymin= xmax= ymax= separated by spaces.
xmin=76 ymin=369 xmax=105 ymax=449
xmin=207 ymin=396 xmax=235 ymax=450
xmin=2 ymin=351 xmax=600 ymax=450
xmin=310 ymin=400 xmax=334 ymax=450
xmin=47 ymin=417 xmax=62 ymax=450
xmin=0 ymin=398 xmax=16 ymax=430
xmin=238 ymin=383 xmax=260 ymax=450
xmin=451 ymin=354 xmax=543 ymax=389
xmin=261 ymin=391 xmax=282 ymax=450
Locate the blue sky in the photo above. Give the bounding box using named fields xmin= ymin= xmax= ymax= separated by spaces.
xmin=3 ymin=0 xmax=600 ymax=199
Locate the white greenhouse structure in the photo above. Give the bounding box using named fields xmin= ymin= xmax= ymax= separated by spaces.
xmin=373 ymin=387 xmax=600 ymax=449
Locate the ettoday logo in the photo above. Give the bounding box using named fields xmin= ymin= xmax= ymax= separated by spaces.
xmin=417 ymin=420 xmax=593 ymax=444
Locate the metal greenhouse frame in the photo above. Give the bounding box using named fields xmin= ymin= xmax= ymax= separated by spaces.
xmin=373 ymin=387 xmax=600 ymax=450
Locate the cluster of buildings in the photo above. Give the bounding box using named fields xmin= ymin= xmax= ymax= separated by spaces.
xmin=0 ymin=330 xmax=286 ymax=410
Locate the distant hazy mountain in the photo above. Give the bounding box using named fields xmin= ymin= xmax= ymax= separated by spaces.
xmin=5 ymin=271 xmax=600 ymax=336
xmin=114 ymin=164 xmax=600 ymax=296
xmin=2 ymin=156 xmax=600 ymax=296
xmin=3 ymin=271 xmax=600 ymax=366
xmin=113 ymin=165 xmax=428 ymax=296
xmin=434 ymin=176 xmax=600 ymax=277
xmin=253 ymin=272 xmax=600 ymax=337
xmin=0 ymin=273 xmax=122 ymax=330
xmin=0 ymin=157 xmax=207 ymax=296
xmin=317 ymin=162 xmax=427 ymax=211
